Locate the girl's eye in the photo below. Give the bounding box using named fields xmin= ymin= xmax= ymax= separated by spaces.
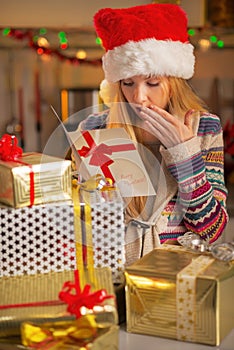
xmin=122 ymin=81 xmax=133 ymax=86
xmin=147 ymin=81 xmax=160 ymax=87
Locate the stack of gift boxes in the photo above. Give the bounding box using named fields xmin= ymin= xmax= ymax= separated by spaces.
xmin=1 ymin=132 xmax=233 ymax=348
xmin=0 ymin=135 xmax=121 ymax=347
xmin=0 ymin=148 xmax=125 ymax=283
xmin=0 ymin=152 xmax=77 ymax=278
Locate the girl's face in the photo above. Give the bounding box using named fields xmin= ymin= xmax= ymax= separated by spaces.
xmin=120 ymin=75 xmax=170 ymax=109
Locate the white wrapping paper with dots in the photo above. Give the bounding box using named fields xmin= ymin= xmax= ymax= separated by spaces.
xmin=92 ymin=190 xmax=125 ymax=284
xmin=80 ymin=188 xmax=125 ymax=284
xmin=0 ymin=201 xmax=76 ymax=277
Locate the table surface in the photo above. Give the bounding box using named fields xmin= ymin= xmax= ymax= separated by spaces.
xmin=119 ymin=326 xmax=234 ymax=350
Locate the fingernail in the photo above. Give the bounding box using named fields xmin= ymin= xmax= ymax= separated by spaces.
xmin=136 ymin=107 xmax=142 ymax=112
xmin=185 ymin=109 xmax=195 ymax=117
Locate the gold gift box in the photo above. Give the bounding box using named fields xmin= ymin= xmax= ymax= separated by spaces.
xmin=0 ymin=268 xmax=118 ymax=338
xmin=125 ymin=245 xmax=234 ymax=346
xmin=0 ymin=152 xmax=72 ymax=208
xmin=0 ymin=271 xmax=75 ymax=338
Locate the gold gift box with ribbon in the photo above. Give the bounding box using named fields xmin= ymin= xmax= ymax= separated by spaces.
xmin=0 ymin=152 xmax=72 ymax=208
xmin=0 ymin=268 xmax=118 ymax=339
xmin=0 ymin=270 xmax=75 ymax=338
xmin=125 ymin=245 xmax=234 ymax=346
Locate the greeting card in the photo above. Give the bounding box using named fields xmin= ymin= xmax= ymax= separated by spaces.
xmin=69 ymin=128 xmax=155 ymax=198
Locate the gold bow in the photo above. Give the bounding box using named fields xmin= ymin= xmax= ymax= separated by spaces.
xmin=22 ymin=315 xmax=97 ymax=349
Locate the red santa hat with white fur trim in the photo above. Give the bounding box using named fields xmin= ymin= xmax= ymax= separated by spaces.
xmin=94 ymin=3 xmax=195 ymax=83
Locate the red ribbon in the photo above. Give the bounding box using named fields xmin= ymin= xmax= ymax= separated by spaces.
xmin=0 ymin=134 xmax=35 ymax=206
xmin=0 ymin=134 xmax=23 ymax=161
xmin=77 ymin=130 xmax=136 ymax=183
xmin=58 ymin=270 xmax=114 ymax=319
xmin=0 ymin=300 xmax=63 ymax=310
xmin=0 ymin=270 xmax=114 ymax=319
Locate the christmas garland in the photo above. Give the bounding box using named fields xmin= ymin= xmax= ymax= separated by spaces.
xmin=2 ymin=28 xmax=102 ymax=66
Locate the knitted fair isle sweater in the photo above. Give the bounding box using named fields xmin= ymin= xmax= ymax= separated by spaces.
xmin=80 ymin=110 xmax=228 ymax=244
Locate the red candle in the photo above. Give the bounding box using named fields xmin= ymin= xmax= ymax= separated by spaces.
xmin=18 ymin=87 xmax=24 ymax=148
xmin=34 ymin=70 xmax=41 ymax=132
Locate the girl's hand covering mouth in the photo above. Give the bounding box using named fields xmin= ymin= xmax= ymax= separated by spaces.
xmin=139 ymin=105 xmax=196 ymax=148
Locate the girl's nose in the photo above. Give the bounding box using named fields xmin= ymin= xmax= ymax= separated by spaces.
xmin=133 ymin=86 xmax=147 ymax=105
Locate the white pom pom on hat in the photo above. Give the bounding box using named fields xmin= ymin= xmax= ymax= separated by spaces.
xmin=94 ymin=3 xmax=195 ymax=83
xmin=99 ymin=79 xmax=119 ymax=106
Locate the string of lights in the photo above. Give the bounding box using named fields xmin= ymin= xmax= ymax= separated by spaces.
xmin=1 ymin=27 xmax=103 ymax=65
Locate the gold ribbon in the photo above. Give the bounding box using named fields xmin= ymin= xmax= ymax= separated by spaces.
xmin=73 ymin=184 xmax=94 ymax=289
xmin=176 ymin=255 xmax=214 ymax=342
xmin=78 ymin=174 xmax=114 ymax=192
xmin=72 ymin=175 xmax=116 ymax=288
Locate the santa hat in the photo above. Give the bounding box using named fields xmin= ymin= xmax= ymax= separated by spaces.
xmin=94 ymin=3 xmax=195 ymax=83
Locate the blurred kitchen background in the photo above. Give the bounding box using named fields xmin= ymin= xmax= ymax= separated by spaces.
xmin=0 ymin=0 xmax=234 ymax=241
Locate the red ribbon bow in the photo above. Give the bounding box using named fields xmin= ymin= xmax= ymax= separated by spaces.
xmin=59 ymin=270 xmax=114 ymax=319
xmin=0 ymin=134 xmax=36 ymax=206
xmin=0 ymin=134 xmax=22 ymax=161
xmin=79 ymin=143 xmax=114 ymax=167
xmin=77 ymin=131 xmax=136 ymax=183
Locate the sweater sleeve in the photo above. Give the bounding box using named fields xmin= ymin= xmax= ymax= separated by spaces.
xmin=160 ymin=114 xmax=229 ymax=243
xmin=79 ymin=110 xmax=109 ymax=130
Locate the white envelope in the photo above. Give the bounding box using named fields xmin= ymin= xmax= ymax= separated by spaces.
xmin=69 ymin=127 xmax=156 ymax=198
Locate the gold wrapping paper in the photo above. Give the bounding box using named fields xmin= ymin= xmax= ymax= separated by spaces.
xmin=21 ymin=318 xmax=119 ymax=349
xmin=0 ymin=152 xmax=72 ymax=208
xmin=0 ymin=268 xmax=118 ymax=339
xmin=125 ymin=245 xmax=234 ymax=346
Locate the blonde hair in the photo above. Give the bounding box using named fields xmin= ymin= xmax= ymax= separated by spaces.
xmin=167 ymin=77 xmax=208 ymax=117
xmin=106 ymin=77 xmax=208 ymax=220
